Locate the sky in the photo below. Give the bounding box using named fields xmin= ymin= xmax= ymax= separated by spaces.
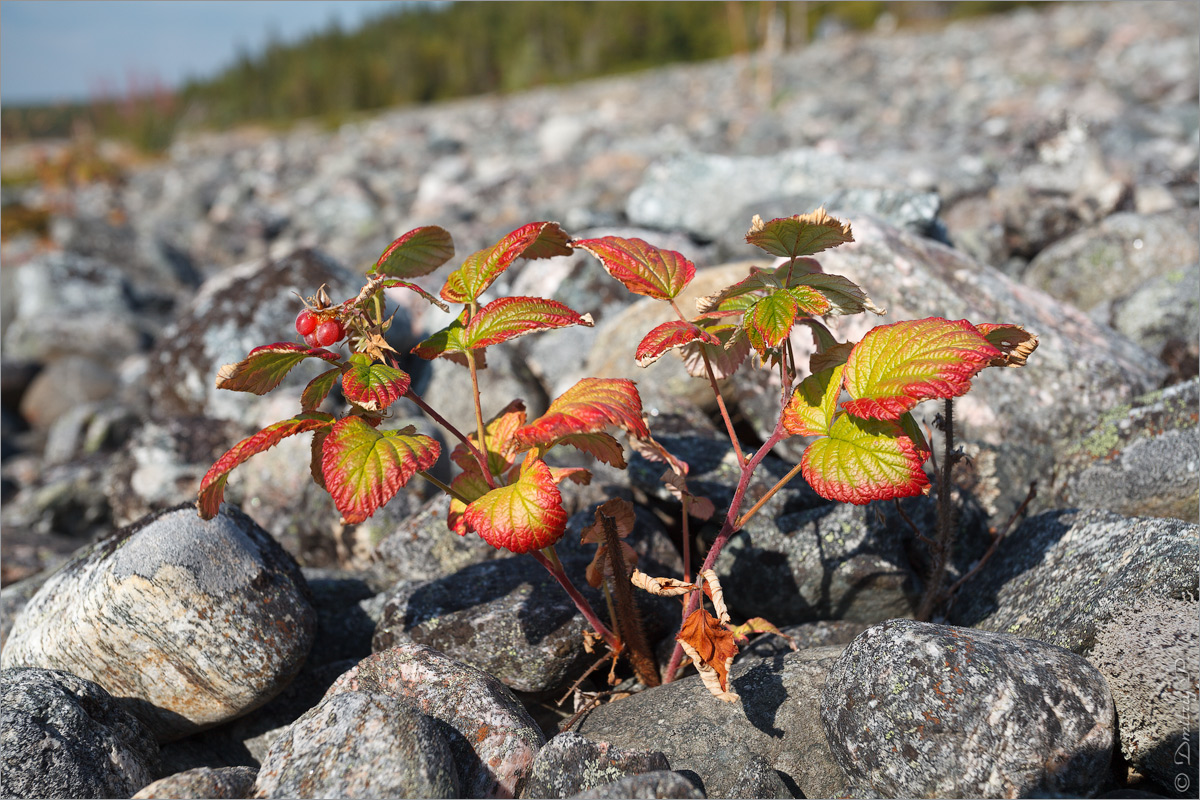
xmin=1 ymin=1 xmax=412 ymax=105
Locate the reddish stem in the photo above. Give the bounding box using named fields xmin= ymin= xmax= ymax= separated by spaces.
xmin=531 ymin=548 xmax=620 ymax=651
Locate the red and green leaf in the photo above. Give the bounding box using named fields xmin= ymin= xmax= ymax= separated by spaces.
xmin=464 ymin=458 xmax=568 ymax=553
xmin=450 ymin=399 xmax=527 ymax=475
xmin=556 ymin=432 xmax=627 ymax=468
xmin=635 ymin=320 xmax=720 ymax=368
xmin=744 ymin=290 xmax=801 ymax=354
xmin=695 ymin=268 xmax=773 ymax=315
xmin=301 ymin=367 xmax=342 ymax=412
xmin=214 ymin=343 xmax=341 ymax=395
xmin=411 ymin=310 xmax=471 ymax=365
xmin=840 ymin=317 xmax=1002 ymax=420
xmin=374 ymin=226 xmax=455 ymax=278
xmin=973 ymin=323 xmax=1039 ymax=367
xmin=198 ymin=412 xmax=335 ymax=519
xmin=796 ymin=273 xmax=885 ymax=316
xmin=463 ymin=296 xmax=593 ymax=350
xmin=441 ymin=222 xmax=571 ymax=304
xmin=745 ymin=208 xmax=854 ymax=258
xmin=801 ymin=414 xmax=930 ymax=505
xmin=321 ymin=417 xmax=442 ymax=524
xmin=340 ymin=354 xmax=411 ymax=412
xmin=573 ymin=236 xmax=695 ymax=301
xmin=447 ymin=470 xmax=493 ymax=535
xmin=782 ymin=364 xmax=846 ymax=437
xmin=513 ymin=377 xmax=649 ymax=449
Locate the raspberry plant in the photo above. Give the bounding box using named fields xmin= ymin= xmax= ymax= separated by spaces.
xmin=198 ymin=210 xmax=1037 ymax=701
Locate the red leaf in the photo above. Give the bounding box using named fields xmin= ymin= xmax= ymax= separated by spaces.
xmin=375 ymin=278 xmax=450 ymax=312
xmin=801 ymin=414 xmax=930 ymax=505
xmin=464 ymin=296 xmax=593 ymax=350
xmin=340 ymin=354 xmax=411 ymax=412
xmin=447 ymin=470 xmax=493 ymax=535
xmin=215 ymin=343 xmax=341 ymax=395
xmin=745 ymin=208 xmax=854 ymax=258
xmin=555 ymin=432 xmax=627 ymax=468
xmin=198 ymin=413 xmax=335 ymax=519
xmin=635 ymin=320 xmax=720 ymax=368
xmin=464 ymin=458 xmax=568 ymax=553
xmin=441 ymin=222 xmax=571 ymax=304
xmin=841 ymin=318 xmax=1002 ymax=420
xmin=574 ymin=236 xmax=695 ymax=301
xmin=374 ymin=226 xmax=455 ymax=278
xmin=513 ymin=377 xmax=649 ymax=449
xmin=321 ymin=417 xmax=442 ymax=524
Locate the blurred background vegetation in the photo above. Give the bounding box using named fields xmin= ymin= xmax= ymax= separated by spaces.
xmin=1 ymin=1 xmax=1033 ymax=157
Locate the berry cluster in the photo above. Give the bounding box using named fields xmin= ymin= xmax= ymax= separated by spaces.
xmin=296 ymin=309 xmax=345 ymax=348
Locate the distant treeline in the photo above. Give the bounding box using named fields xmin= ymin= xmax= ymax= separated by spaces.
xmin=1 ymin=1 xmax=1029 ymax=152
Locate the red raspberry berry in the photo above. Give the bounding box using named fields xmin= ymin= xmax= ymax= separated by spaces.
xmin=295 ymin=309 xmax=318 ymax=336
xmin=313 ymin=320 xmax=344 ymax=347
xmin=303 ymin=332 xmax=321 ymax=348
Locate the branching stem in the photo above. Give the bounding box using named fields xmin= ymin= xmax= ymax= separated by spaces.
xmin=403 ymin=389 xmax=496 ymax=489
xmin=532 ymin=547 xmax=620 ymax=652
xmin=916 ymin=397 xmax=957 ymax=622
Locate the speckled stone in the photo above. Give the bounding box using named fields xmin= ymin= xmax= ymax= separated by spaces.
xmin=567 ymin=771 xmax=705 ymax=799
xmin=821 ymin=620 xmax=1115 ymax=798
xmin=1 ymin=667 xmax=160 ymax=799
xmin=726 ymin=753 xmax=793 ymax=799
xmin=133 ymin=766 xmax=258 ymax=799
xmin=1088 ymin=596 xmax=1199 ymax=798
xmin=253 ymin=690 xmax=458 ymax=799
xmin=324 ymin=644 xmax=546 ymax=798
xmin=575 ymin=647 xmax=847 ymax=799
xmin=0 ymin=504 xmax=316 ymax=742
xmin=520 ymin=731 xmax=670 ymax=799
xmin=951 ymin=509 xmax=1198 ymax=654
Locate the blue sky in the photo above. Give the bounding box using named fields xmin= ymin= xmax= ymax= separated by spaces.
xmin=1 ymin=1 xmax=412 ymax=105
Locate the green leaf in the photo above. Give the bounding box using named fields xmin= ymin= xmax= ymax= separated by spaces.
xmin=745 ymin=208 xmax=854 ymax=258
xmin=635 ymin=320 xmax=720 ymax=368
xmin=341 ymin=354 xmax=411 ymax=412
xmin=695 ymin=268 xmax=773 ymax=314
xmin=464 ymin=296 xmax=593 ymax=350
xmin=464 ymin=458 xmax=568 ymax=553
xmin=301 ymin=367 xmax=342 ymax=412
xmin=215 ymin=343 xmax=341 ymax=395
xmin=374 ymin=226 xmax=455 ymax=278
xmin=321 ymin=416 xmax=442 ymax=524
xmin=441 ymin=222 xmax=571 ymax=304
xmin=513 ymin=377 xmax=650 ymax=449
xmin=744 ymin=290 xmax=800 ymax=355
xmin=782 ymin=364 xmax=845 ymax=437
xmin=841 ymin=317 xmax=1002 ymax=420
xmin=198 ymin=412 xmax=335 ymax=519
xmin=574 ymin=236 xmax=695 ymax=301
xmin=801 ymin=414 xmax=930 ymax=505
xmin=795 ymin=273 xmax=885 ymax=316
xmin=411 ymin=309 xmax=472 ymax=366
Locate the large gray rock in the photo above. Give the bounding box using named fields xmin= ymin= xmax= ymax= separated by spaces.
xmin=567 ymin=771 xmax=704 ymax=799
xmin=324 ymin=645 xmax=546 ymax=798
xmin=1049 ymin=378 xmax=1199 ymax=522
xmin=1 ymin=504 xmax=316 ymax=742
xmin=1 ymin=667 xmax=160 ymax=799
xmin=1088 ymin=596 xmax=1199 ymax=798
xmin=253 ymin=690 xmax=459 ymax=799
xmin=133 ymin=766 xmax=258 ymax=800
xmin=951 ymin=509 xmax=1198 ymax=654
xmin=821 ymin=620 xmax=1115 ymax=798
xmin=575 ymin=647 xmax=847 ymax=799
xmin=520 ymin=731 xmax=670 ymax=799
xmin=1023 ymin=209 xmax=1199 ymax=313
xmin=373 ymin=555 xmax=599 ymax=695
xmin=1091 ymin=263 xmax=1199 ymax=383
xmin=144 ymin=248 xmax=358 ymax=426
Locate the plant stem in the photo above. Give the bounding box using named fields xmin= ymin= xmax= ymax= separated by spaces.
xmin=916 ymin=397 xmax=957 ymax=622
xmin=403 ymin=390 xmax=495 ymax=489
xmin=700 ymin=348 xmax=747 ymax=467
xmin=735 ymin=459 xmax=804 ymax=530
xmin=464 ymin=349 xmax=490 ymax=465
xmin=416 ymin=471 xmax=471 ymax=505
xmin=663 ymin=418 xmax=788 ymax=682
xmin=531 ymin=547 xmax=620 ymax=651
